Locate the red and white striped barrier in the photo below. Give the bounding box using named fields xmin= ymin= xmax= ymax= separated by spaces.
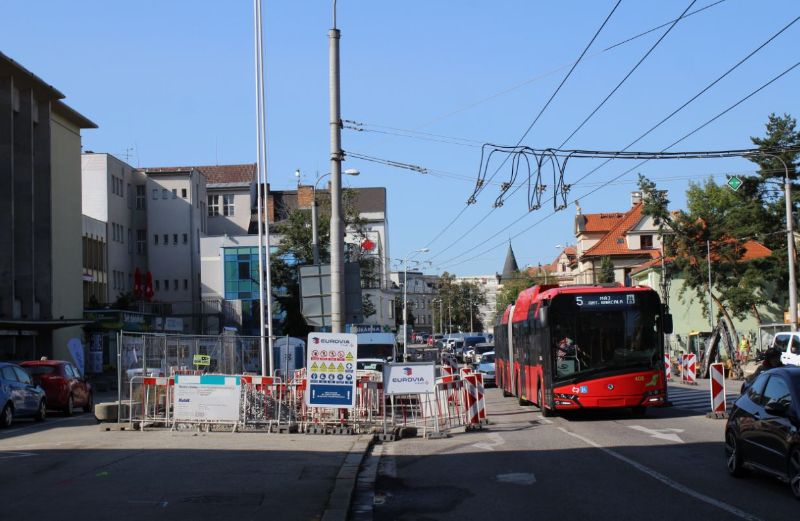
xmin=462 ymin=374 xmax=481 ymax=427
xmin=473 ymin=372 xmax=487 ymax=424
xmin=709 ymin=362 xmax=726 ymax=413
xmin=682 ymin=353 xmax=697 ymax=384
xmin=665 ymin=353 xmax=671 ymax=380
xmin=459 ymin=367 xmax=473 ymax=379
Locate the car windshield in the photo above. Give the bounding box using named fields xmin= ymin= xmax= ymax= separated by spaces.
xmin=24 ymin=366 xmax=57 ymax=376
xmin=359 ymin=344 xmax=394 ymax=360
xmin=550 ymin=292 xmax=661 ymax=382
xmin=475 ymin=344 xmax=494 ymax=354
xmin=464 ymin=337 xmax=486 ymax=347
xmin=481 ymin=353 xmax=495 ymax=363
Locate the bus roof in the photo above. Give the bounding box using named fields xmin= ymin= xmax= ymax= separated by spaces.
xmin=509 ymin=284 xmax=657 ymax=323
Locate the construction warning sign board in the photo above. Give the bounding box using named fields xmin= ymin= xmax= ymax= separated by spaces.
xmin=306 ymin=332 xmax=358 ymax=408
xmin=193 ymin=354 xmax=211 ymax=366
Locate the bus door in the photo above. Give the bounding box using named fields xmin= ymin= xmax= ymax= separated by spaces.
xmin=508 ymin=304 xmax=516 ymax=396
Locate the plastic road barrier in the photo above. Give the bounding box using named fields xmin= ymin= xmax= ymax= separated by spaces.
xmin=709 ymin=362 xmax=727 ymax=413
xmin=665 ymin=353 xmax=671 ymax=380
xmin=682 ymin=353 xmax=697 ymax=384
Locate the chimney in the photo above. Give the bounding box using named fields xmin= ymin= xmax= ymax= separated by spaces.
xmin=631 ymin=191 xmax=642 ymax=206
xmin=267 ymin=193 xmax=275 ymax=222
xmin=297 ymin=185 xmax=314 ymax=209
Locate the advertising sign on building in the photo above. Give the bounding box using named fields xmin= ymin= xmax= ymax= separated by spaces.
xmin=306 ymin=332 xmax=358 ymax=408
xmin=173 ymin=374 xmax=242 ymax=422
xmin=383 ymin=362 xmax=436 ymax=395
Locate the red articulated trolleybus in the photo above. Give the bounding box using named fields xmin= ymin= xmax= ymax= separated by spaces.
xmin=494 ymin=284 xmax=673 ymax=416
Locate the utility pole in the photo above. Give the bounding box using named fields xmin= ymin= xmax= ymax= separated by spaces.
xmin=707 ymin=240 xmax=713 ymax=330
xmin=329 ymin=0 xmax=344 ymax=333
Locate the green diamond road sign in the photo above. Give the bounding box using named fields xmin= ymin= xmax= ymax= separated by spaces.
xmin=727 ymin=175 xmax=743 ymax=191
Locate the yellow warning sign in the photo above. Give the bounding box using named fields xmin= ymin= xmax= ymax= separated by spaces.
xmin=311 ymin=362 xmax=319 ymax=371
xmin=337 ymin=363 xmax=344 ymax=373
xmin=345 ymin=352 xmax=354 ymax=361
xmin=319 ymin=363 xmax=328 ymax=372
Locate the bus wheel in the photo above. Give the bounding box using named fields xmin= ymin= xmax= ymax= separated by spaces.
xmin=540 ymin=385 xmax=554 ymax=417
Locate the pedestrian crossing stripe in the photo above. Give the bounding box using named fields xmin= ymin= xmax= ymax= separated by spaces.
xmin=667 ymin=386 xmax=738 ymax=413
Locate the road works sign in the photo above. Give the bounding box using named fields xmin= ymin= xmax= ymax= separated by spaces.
xmin=726 ymin=175 xmax=743 ymax=191
xmin=306 ymin=332 xmax=357 ymax=408
xmin=383 ymin=362 xmax=435 ymax=395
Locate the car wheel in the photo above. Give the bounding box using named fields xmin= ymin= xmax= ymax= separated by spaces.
xmin=789 ymin=447 xmax=800 ymax=500
xmin=34 ymin=400 xmax=46 ymax=422
xmin=63 ymin=395 xmax=74 ymax=417
xmin=0 ymin=403 xmax=12 ymax=428
xmin=725 ymin=429 xmax=746 ymax=477
xmin=83 ymin=393 xmax=94 ymax=413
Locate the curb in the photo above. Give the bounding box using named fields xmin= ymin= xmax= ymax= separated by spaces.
xmin=321 ymin=435 xmax=376 ymax=521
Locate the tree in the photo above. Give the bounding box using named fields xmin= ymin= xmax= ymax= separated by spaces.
xmin=434 ymin=273 xmax=488 ymax=332
xmin=496 ymin=270 xmax=547 ymax=311
xmin=598 ymin=256 xmax=615 ymax=283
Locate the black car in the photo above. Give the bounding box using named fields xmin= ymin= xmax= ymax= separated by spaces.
xmin=725 ymin=366 xmax=800 ymax=499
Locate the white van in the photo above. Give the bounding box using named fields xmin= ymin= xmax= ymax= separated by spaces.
xmin=770 ymin=332 xmax=800 ymax=366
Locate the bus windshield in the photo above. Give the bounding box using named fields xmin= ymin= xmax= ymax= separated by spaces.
xmin=549 ymin=292 xmax=661 ymax=382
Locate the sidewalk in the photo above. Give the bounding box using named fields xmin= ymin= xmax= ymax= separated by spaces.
xmin=0 ymin=416 xmax=372 ymax=521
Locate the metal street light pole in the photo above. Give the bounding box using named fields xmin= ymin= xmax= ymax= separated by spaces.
xmin=310 ymin=169 xmax=359 ymax=266
xmin=253 ymin=0 xmax=274 ymax=375
xmin=329 ymin=0 xmax=344 ymax=333
xmin=402 ymin=248 xmax=429 ymax=359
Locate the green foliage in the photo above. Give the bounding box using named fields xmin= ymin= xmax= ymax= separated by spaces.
xmin=598 ymin=256 xmax=615 ymax=283
xmin=362 ymin=293 xmax=376 ymax=319
xmin=636 ymin=113 xmax=800 ymax=326
xmin=434 ymin=272 xmax=488 ymax=332
xmin=495 ymin=270 xmax=546 ymax=313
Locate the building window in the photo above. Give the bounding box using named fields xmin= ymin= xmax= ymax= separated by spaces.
xmin=182 ymin=233 xmax=188 ymax=244
xmin=223 ymin=194 xmax=234 ymax=216
xmin=222 ymin=247 xmax=264 ymax=300
xmin=155 ymin=279 xmax=160 ymax=291
xmin=136 ymin=185 xmax=146 ymax=209
xmin=137 ymin=230 xmax=147 ymax=254
xmin=208 ymin=195 xmax=220 ymax=216
xmin=163 ymin=234 xmax=168 ymax=245
xmin=127 ymin=183 xmax=133 ymax=208
xmin=152 ymin=189 xmax=158 ymax=200
xmin=172 ymin=188 xmax=177 ymax=199
xmin=183 ymin=279 xmax=188 ymax=290
xmin=174 ymin=279 xmax=179 ymax=291
xmin=154 ymin=234 xmax=159 ymax=245
xmin=164 ymin=279 xmax=169 ymax=290
xmin=127 ymin=229 xmax=133 ymax=253
xmin=182 ymin=188 xmax=187 ymax=198
xmin=173 ymin=234 xmax=178 ymax=245
xmin=640 ymin=234 xmax=653 ymax=249
xmin=162 ymin=189 xmax=169 ymax=199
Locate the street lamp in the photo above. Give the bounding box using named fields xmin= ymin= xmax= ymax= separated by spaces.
xmin=402 ymin=247 xmax=429 ymax=360
xmin=310 ymin=168 xmax=359 ymax=265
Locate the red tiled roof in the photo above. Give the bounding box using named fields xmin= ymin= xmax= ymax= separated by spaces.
xmin=630 ymin=239 xmax=772 ymax=276
xmin=140 ymin=164 xmax=256 ymax=184
xmin=582 ymin=203 xmax=660 ymax=259
xmin=578 ymin=212 xmax=626 ymax=233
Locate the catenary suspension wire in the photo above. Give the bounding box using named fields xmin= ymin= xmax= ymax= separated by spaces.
xmin=436 ymin=14 xmax=799 ymax=263
xmin=421 ymin=0 xmax=624 ymax=253
xmin=437 ymin=61 xmax=800 ymax=270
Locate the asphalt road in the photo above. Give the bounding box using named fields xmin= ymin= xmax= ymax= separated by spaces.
xmin=371 ymin=386 xmax=797 ymax=521
xmin=0 ymin=409 xmax=368 ymax=521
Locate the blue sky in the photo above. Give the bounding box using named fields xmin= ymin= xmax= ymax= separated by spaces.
xmin=3 ymin=1 xmax=798 ymax=276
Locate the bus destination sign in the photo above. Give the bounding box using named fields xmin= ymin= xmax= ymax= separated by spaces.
xmin=575 ymin=293 xmax=636 ymax=308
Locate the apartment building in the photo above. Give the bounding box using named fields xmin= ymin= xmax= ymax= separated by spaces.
xmin=0 ymin=52 xmax=96 ymax=361
xmin=139 ymin=167 xmax=207 ymax=310
xmin=81 ymin=153 xmax=149 ymax=303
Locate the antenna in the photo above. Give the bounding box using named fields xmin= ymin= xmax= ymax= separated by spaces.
xmin=121 ymin=147 xmax=135 ymax=164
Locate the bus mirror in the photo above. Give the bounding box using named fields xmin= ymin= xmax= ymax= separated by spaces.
xmin=663 ymin=314 xmax=673 ymax=335
xmin=538 ymin=307 xmax=548 ymax=328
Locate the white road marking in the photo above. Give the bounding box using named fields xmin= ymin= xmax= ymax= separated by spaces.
xmin=496 ymin=472 xmax=536 ymax=485
xmin=534 ymin=415 xmax=553 ymax=425
xmin=559 ymin=428 xmax=762 ymax=521
xmin=0 ymin=451 xmax=37 ymax=460
xmin=628 ymin=425 xmax=685 ymax=443
xmin=473 ymin=432 xmax=505 ymax=451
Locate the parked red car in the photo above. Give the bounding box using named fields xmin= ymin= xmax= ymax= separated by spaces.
xmin=20 ymin=359 xmax=93 ymax=415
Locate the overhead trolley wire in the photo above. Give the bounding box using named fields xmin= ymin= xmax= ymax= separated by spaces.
xmin=420 ymin=0 xmax=624 ymax=254
xmin=433 ymin=0 xmax=701 ymax=261
xmin=434 ymin=14 xmax=800 ymax=264
xmin=437 ymin=60 xmax=800 ymax=270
